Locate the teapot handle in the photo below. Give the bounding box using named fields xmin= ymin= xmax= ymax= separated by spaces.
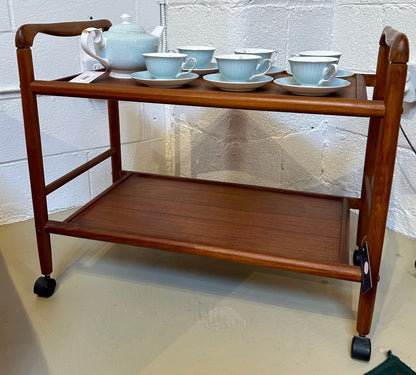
xmin=80 ymin=27 xmax=110 ymax=68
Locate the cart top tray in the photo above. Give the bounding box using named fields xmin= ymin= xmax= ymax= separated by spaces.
xmin=30 ymin=72 xmax=384 ymax=118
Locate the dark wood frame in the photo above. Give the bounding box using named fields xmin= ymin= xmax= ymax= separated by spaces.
xmin=16 ymin=20 xmax=408 ymax=360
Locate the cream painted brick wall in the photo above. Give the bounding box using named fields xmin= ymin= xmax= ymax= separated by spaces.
xmin=0 ymin=0 xmax=166 ymax=224
xmin=0 ymin=0 xmax=11 ymax=31
xmin=1 ymin=0 xmax=416 ymax=239
xmin=330 ymin=1 xmax=416 ymax=237
xmin=167 ymin=0 xmax=416 ymax=239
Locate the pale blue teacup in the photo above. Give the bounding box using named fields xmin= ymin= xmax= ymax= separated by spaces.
xmin=215 ymin=54 xmax=272 ymax=82
xmin=234 ymin=48 xmax=277 ymax=66
xmin=288 ymin=56 xmax=338 ymax=86
xmin=142 ymin=52 xmax=197 ymax=79
xmin=176 ymin=46 xmax=216 ymax=69
xmin=292 ymin=50 xmax=342 ymax=63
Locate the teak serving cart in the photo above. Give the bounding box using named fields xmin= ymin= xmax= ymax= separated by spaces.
xmin=15 ymin=21 xmax=408 ymax=361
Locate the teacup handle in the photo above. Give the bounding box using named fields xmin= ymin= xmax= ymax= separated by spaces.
xmin=176 ymin=57 xmax=197 ymax=78
xmin=250 ymin=58 xmax=272 ymax=80
xmin=318 ymin=63 xmax=338 ymax=85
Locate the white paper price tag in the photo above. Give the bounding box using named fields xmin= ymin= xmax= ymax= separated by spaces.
xmin=69 ymin=71 xmax=105 ymax=83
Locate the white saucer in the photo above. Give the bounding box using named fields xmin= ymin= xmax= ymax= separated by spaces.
xmin=203 ymin=73 xmax=273 ymax=92
xmin=274 ymin=77 xmax=351 ymax=96
xmin=265 ymin=66 xmax=284 ymax=77
xmin=336 ymin=69 xmax=354 ymax=78
xmin=130 ymin=71 xmax=199 ymax=88
xmin=190 ymin=62 xmax=219 ymax=75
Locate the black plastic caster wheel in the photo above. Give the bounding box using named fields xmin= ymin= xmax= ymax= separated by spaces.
xmin=353 ymin=249 xmax=362 ymax=266
xmin=351 ymin=335 xmax=371 ymax=361
xmin=34 ymin=275 xmax=56 ymax=298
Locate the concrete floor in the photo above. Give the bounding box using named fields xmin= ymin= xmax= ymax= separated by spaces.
xmin=0 ymin=210 xmax=415 ymax=375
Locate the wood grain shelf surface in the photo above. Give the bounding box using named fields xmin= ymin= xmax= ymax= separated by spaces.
xmin=46 ymin=173 xmax=360 ymax=282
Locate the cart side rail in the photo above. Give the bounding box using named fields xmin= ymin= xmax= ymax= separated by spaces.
xmin=380 ymin=26 xmax=409 ymax=63
xmin=358 ymin=26 xmax=409 ymax=247
xmin=14 ymin=19 xmax=113 ymax=276
xmin=356 ymin=26 xmax=409 ymax=336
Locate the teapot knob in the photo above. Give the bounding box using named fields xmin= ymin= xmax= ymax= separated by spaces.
xmin=120 ymin=14 xmax=132 ymax=24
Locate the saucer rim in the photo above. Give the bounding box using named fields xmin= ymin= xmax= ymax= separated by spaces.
xmin=273 ymin=76 xmax=350 ymax=96
xmin=203 ymin=73 xmax=273 ymax=91
xmin=278 ymin=76 xmax=350 ymax=88
xmin=130 ymin=71 xmax=199 ymax=88
xmin=131 ymin=71 xmax=199 ymax=81
xmin=204 ymin=73 xmax=273 ymax=84
xmin=336 ymin=69 xmax=354 ymax=78
xmin=264 ymin=66 xmax=284 ymax=76
xmin=191 ymin=62 xmax=219 ymax=73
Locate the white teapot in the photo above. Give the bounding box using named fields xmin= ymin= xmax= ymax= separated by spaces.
xmin=81 ymin=14 xmax=164 ymax=78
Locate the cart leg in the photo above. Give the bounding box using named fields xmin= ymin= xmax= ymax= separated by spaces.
xmin=351 ymin=284 xmax=377 ymax=361
xmin=107 ymin=99 xmax=122 ymax=182
xmin=33 ymin=227 xmax=56 ymax=297
xmin=356 ymin=285 xmax=377 ymax=336
xmin=17 ymin=48 xmax=56 ymax=297
xmin=35 ymin=227 xmax=52 ymax=274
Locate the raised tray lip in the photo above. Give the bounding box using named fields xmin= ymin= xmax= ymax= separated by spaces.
xmin=30 ymin=72 xmax=384 ymax=118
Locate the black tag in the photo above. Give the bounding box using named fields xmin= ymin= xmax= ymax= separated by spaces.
xmin=359 ymin=242 xmax=373 ymax=294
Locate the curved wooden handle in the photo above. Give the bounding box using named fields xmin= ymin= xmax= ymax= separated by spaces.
xmin=15 ymin=19 xmax=112 ymax=48
xmin=380 ymin=26 xmax=409 ymax=63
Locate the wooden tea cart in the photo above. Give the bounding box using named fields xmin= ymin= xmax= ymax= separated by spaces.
xmin=15 ymin=21 xmax=408 ymax=361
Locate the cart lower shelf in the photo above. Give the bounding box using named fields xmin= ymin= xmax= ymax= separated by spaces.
xmin=46 ymin=172 xmax=361 ymax=282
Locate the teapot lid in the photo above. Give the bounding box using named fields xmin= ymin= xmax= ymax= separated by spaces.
xmin=109 ymin=14 xmax=146 ymax=33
